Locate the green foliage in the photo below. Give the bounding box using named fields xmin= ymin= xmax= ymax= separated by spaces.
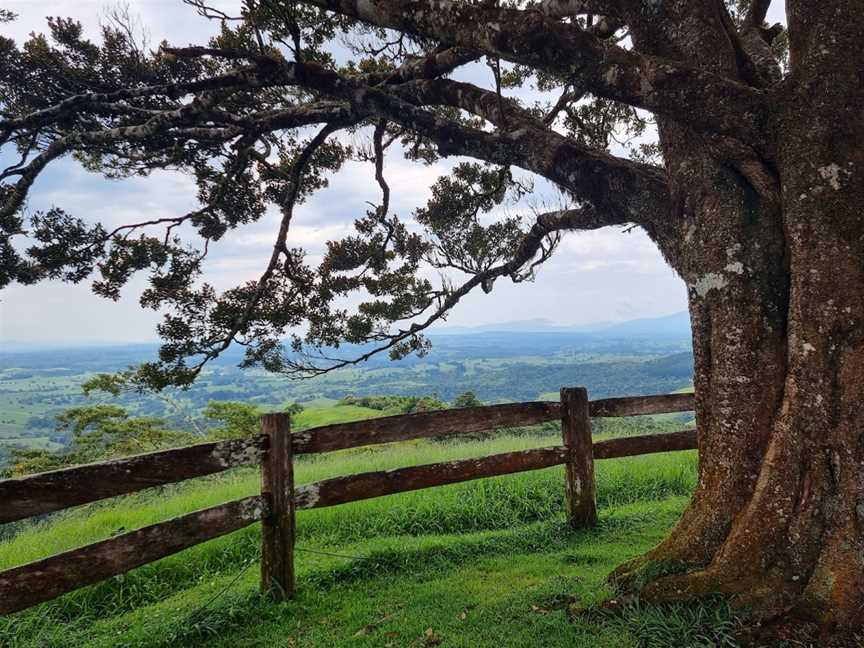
xmin=452 ymin=390 xmax=482 ymax=408
xmin=2 ymin=404 xmax=193 ymax=476
xmin=202 ymin=401 xmax=262 ymax=440
xmin=81 ymin=372 xmax=131 ymax=397
xmin=585 ymin=598 xmax=745 ymax=648
xmin=403 ymin=395 xmax=447 ymax=413
xmin=286 ymin=402 xmax=304 ymax=417
xmin=338 ymin=393 xmax=447 ymax=414
xmin=415 ymin=162 xmax=529 ymax=276
xmin=0 ymin=447 xmax=64 ymax=477
xmin=3 ymin=398 xmax=308 ymax=472
xmin=203 ymin=400 xmax=304 ymax=439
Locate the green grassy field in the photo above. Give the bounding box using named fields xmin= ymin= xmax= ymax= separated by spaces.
xmin=0 ymin=427 xmax=763 ymax=648
xmin=292 ymin=400 xmax=386 ymax=429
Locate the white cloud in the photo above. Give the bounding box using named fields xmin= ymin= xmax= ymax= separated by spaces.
xmin=0 ymin=277 xmax=162 ymax=345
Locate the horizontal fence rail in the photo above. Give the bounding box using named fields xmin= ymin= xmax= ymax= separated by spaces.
xmin=294 ymin=446 xmax=571 ymax=510
xmin=593 ymin=429 xmax=697 ymax=459
xmin=292 ymin=394 xmax=695 ymax=455
xmin=0 ymin=389 xmax=697 ymax=615
xmin=0 ymin=496 xmax=267 ymax=615
xmin=589 ymin=393 xmax=694 ymax=417
xmin=0 ymin=393 xmax=696 ymax=526
xmin=292 ymin=401 xmax=561 ymax=454
xmin=0 ymin=436 xmax=265 ymax=525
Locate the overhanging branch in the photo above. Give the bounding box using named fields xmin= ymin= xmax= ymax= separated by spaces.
xmin=288 ymin=205 xmax=619 ymax=375
xmin=295 ymin=0 xmax=770 ymax=147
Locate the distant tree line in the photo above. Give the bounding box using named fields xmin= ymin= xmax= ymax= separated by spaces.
xmin=1 ymin=400 xmax=303 ymax=477
xmin=2 ymin=391 xmax=488 ymax=476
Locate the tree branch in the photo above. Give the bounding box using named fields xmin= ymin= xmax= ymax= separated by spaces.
xmin=744 ymin=0 xmax=772 ymax=29
xmin=0 ymin=64 xmax=278 ymax=140
xmin=288 ymin=205 xmax=617 ymax=375
xmin=3 ymin=44 xmax=669 ymax=255
xmin=277 ymin=62 xmax=670 ymax=227
xmin=537 ymin=0 xmax=632 ymax=19
xmin=130 ymin=51 xmax=671 ymax=229
xmin=177 ymin=123 xmax=344 ymax=382
xmin=296 ymin=0 xmax=770 ymax=146
xmin=363 ymin=46 xmax=480 ymax=85
xmin=0 ymin=90 xmax=363 ymax=223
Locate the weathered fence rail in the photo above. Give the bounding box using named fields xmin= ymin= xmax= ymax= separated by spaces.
xmin=0 ymin=435 xmax=265 ymax=525
xmin=588 ymin=393 xmax=694 ymax=417
xmin=0 ymin=496 xmax=267 ymax=613
xmin=0 ymin=388 xmax=695 ymax=615
xmin=294 ymin=446 xmax=572 ymax=510
xmin=291 ymin=400 xmax=561 ymax=454
xmin=593 ymin=428 xmax=698 ymax=459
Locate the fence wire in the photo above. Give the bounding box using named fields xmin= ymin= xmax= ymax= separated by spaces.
xmin=185 ymin=545 xmax=366 ymax=622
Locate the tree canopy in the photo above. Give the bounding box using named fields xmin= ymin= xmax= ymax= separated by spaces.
xmin=0 ymin=1 xmax=786 ymax=390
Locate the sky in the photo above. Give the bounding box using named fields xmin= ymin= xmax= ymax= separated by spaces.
xmin=0 ymin=0 xmax=786 ymax=347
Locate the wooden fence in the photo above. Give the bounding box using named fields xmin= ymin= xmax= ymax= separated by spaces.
xmin=0 ymin=388 xmax=695 ymax=615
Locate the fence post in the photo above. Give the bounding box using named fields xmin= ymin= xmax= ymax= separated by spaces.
xmin=560 ymin=387 xmax=597 ymax=528
xmin=260 ymin=413 xmax=295 ymax=599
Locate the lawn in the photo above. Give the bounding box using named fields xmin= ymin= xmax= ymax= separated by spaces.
xmin=293 ymin=402 xmax=386 ymax=429
xmin=0 ymin=431 xmax=755 ymax=648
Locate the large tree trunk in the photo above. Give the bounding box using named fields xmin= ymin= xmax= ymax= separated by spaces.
xmin=612 ymin=3 xmax=864 ymax=645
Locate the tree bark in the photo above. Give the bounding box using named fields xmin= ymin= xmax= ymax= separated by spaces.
xmin=611 ymin=3 xmax=864 ymax=644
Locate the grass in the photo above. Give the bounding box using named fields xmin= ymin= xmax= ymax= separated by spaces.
xmin=293 ymin=403 xmax=386 ymax=429
xmin=0 ymin=431 xmax=755 ymax=648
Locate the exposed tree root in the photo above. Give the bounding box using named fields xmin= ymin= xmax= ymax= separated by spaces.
xmin=608 ymin=487 xmax=748 ymax=590
xmin=608 ymin=559 xmax=864 ymax=648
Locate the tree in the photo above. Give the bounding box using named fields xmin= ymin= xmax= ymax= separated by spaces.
xmin=402 ymin=394 xmax=448 ymax=414
xmin=452 ymin=391 xmax=481 ymax=408
xmin=2 ymin=405 xmax=194 ymax=476
xmin=1 ymin=0 xmax=861 ymax=642
xmin=203 ymin=399 xmax=303 ymax=437
xmin=203 ymin=400 xmax=265 ymax=439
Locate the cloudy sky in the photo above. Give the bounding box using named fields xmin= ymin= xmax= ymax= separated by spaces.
xmin=1 ymin=1 xmax=784 ymax=347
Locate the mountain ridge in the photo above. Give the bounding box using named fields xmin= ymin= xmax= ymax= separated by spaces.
xmin=433 ymin=310 xmax=690 ymax=338
xmin=0 ymin=311 xmax=692 ymax=357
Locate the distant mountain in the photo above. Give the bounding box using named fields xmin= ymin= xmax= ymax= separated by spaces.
xmin=0 ymin=312 xmax=691 ymax=361
xmin=434 ymin=311 xmax=690 ymax=338
xmin=597 ymin=311 xmax=691 ymax=338
xmin=433 ymin=318 xmax=613 ymax=334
